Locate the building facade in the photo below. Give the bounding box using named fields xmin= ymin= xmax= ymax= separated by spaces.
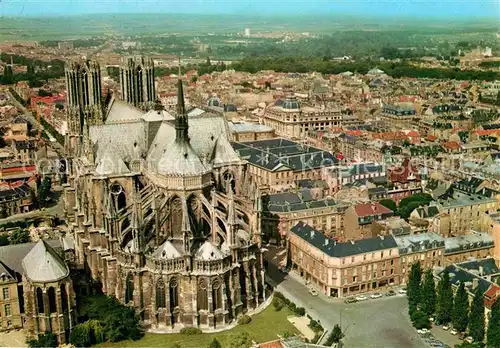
xmin=289 ymin=222 xmax=400 ymax=298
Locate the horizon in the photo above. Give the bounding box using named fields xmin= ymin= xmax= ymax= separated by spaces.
xmin=1 ymin=0 xmax=498 ymax=19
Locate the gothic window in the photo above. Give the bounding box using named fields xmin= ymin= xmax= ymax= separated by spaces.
xmin=170 ymin=197 xmax=182 ymax=238
xmin=169 ymin=278 xmax=179 ymax=310
xmin=212 ymin=279 xmax=222 ymax=311
xmin=60 ymin=284 xmax=68 ymax=313
xmin=48 ymin=287 xmax=57 ymax=313
xmin=222 ymin=171 xmax=235 ymax=193
xmin=110 ymin=183 xmax=127 ymax=211
xmin=125 ymin=273 xmax=134 ymax=304
xmin=197 ymin=279 xmax=208 ymax=311
xmin=36 ymin=288 xmax=44 ymax=314
xmin=156 ymin=279 xmax=166 ymax=309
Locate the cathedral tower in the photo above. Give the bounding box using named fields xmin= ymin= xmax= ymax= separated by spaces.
xmin=119 ymin=56 xmax=156 ymax=111
xmin=64 ymin=59 xmax=103 ymax=157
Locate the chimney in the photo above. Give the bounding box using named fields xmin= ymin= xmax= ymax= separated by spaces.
xmin=473 ymin=278 xmax=479 ymax=290
xmin=479 ymin=266 xmax=484 ymax=276
xmin=310 ymin=231 xmax=315 ymax=239
xmin=380 ymin=235 xmax=385 ymax=240
xmin=350 ymin=240 xmax=355 ymax=245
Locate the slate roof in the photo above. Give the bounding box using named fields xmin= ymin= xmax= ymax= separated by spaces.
xmin=290 ymin=222 xmax=397 ymax=258
xmin=0 ymin=240 xmax=62 ymax=276
xmin=444 ymin=233 xmax=494 ymax=254
xmin=233 ymin=138 xmax=337 ymax=172
xmin=395 ymin=232 xmax=444 ymax=254
xmin=265 ymin=191 xmax=337 ymax=213
xmin=457 ymin=258 xmax=500 ymax=276
xmin=0 ymin=183 xmax=31 ymax=202
xmin=153 ymin=240 xmax=183 ymax=260
xmin=22 ymin=240 xmax=69 ymax=282
xmin=439 ymin=265 xmax=492 ymax=297
xmin=105 ymin=98 xmax=144 ymax=123
xmin=195 ymin=241 xmax=224 ymax=260
xmin=414 ymin=205 xmax=439 ymax=219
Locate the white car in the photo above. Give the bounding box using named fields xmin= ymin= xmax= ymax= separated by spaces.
xmin=355 ymin=295 xmax=368 ymax=301
xmin=417 ymin=329 xmax=424 ymax=334
xmin=442 ymin=325 xmax=450 ymax=331
xmin=429 ymin=317 xmax=435 ymax=322
xmin=450 ymin=329 xmax=458 ymax=335
xmin=421 ymin=328 xmax=429 ymax=334
xmin=466 ymin=337 xmax=473 ymax=343
xmin=370 ymin=293 xmax=382 ymax=299
xmin=398 ymin=289 xmax=407 ymax=294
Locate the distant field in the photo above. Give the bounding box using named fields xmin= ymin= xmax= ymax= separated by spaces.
xmin=98 ymin=305 xmax=299 ymax=348
xmin=1 ymin=14 xmax=497 ymax=41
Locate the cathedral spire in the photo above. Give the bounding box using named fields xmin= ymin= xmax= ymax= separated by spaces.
xmin=175 ymin=56 xmax=189 ymax=142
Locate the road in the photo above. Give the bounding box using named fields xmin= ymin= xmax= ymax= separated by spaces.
xmin=266 ymin=263 xmax=426 ymax=348
xmin=6 ymin=90 xmax=65 ymax=155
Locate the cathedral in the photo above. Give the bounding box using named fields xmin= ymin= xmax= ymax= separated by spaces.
xmin=62 ymin=57 xmax=267 ymax=330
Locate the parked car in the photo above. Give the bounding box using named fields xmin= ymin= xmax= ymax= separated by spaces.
xmin=370 ymin=292 xmax=382 ymax=299
xmin=417 ymin=329 xmax=424 ymax=335
xmin=344 ymin=297 xmax=357 ymax=304
xmin=309 ymin=288 xmax=319 ymax=296
xmin=429 ymin=317 xmax=435 ymax=322
xmin=385 ymin=290 xmax=396 ymax=297
xmin=450 ymin=329 xmax=458 ymax=335
xmin=465 ymin=337 xmax=473 ymax=344
xmin=421 ymin=328 xmax=429 ymax=334
xmin=442 ymin=325 xmax=450 ymax=331
xmin=355 ymin=295 xmax=368 ymax=301
xmin=398 ymin=289 xmax=407 ymax=294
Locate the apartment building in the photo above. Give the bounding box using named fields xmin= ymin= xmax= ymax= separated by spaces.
xmin=343 ymin=202 xmax=394 ymax=240
xmin=289 ymin=222 xmax=400 ymax=298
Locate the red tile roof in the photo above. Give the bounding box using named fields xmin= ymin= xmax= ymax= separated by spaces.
xmin=442 ymin=141 xmax=460 ymax=150
xmin=474 ymin=129 xmax=500 ymax=136
xmin=258 ymin=340 xmax=283 ymax=348
xmin=354 ymin=202 xmax=393 ymax=217
xmin=484 ymin=284 xmax=500 ymax=309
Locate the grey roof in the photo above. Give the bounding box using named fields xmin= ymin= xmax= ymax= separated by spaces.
xmin=105 ymin=98 xmax=144 ymax=123
xmin=156 ymin=139 xmax=210 ymax=176
xmin=153 ymin=240 xmax=182 ymax=260
xmin=457 ymin=258 xmax=500 ymax=276
xmin=142 ymin=109 xmax=175 ymax=122
xmin=229 ymin=122 xmax=274 ymax=133
xmin=22 ymin=240 xmax=69 ymax=282
xmin=439 ymin=265 xmax=492 ymax=297
xmin=265 ymin=190 xmax=337 ymax=213
xmin=444 ymin=232 xmax=494 ymax=254
xmin=0 ymin=261 xmax=16 ymax=282
xmin=290 ymin=222 xmax=397 ymax=258
xmin=211 ymin=134 xmax=241 ymax=167
xmin=0 ymin=240 xmax=61 ymax=276
xmin=195 ymin=241 xmax=224 ymax=260
xmin=95 ymin=149 xmax=131 ymax=176
xmin=234 ymin=138 xmax=337 ymax=172
xmin=395 ymin=232 xmax=444 ymax=254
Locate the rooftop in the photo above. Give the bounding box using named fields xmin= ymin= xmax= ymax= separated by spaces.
xmin=395 ymin=232 xmax=445 ymax=255
xmin=290 ymin=222 xmax=397 ymax=258
xmin=444 ymin=232 xmax=494 ymax=254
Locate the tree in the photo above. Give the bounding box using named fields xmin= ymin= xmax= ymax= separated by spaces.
xmin=27 ymin=332 xmax=58 ymax=347
xmin=229 ymin=332 xmax=251 ymax=348
xmin=452 ymin=282 xmax=469 ymax=332
xmin=421 ymin=269 xmax=437 ymax=317
xmin=468 ymin=288 xmax=485 ymax=344
xmin=379 ymin=199 xmax=397 ymax=212
xmin=487 ymin=299 xmax=500 ymax=348
xmin=208 ymin=338 xmax=222 ymax=348
xmin=9 ymin=229 xmax=30 ymax=244
xmin=436 ymin=271 xmax=453 ymax=324
xmin=37 ymin=177 xmax=52 ymax=206
xmin=411 ymin=310 xmax=431 ymax=329
xmin=407 ymin=261 xmax=422 ymax=309
xmin=325 ymin=324 xmax=344 ymax=345
xmin=0 ymin=234 xmax=9 ymax=246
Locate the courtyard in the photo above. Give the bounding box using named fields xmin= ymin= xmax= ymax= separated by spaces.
xmin=99 ymin=305 xmax=299 ymax=348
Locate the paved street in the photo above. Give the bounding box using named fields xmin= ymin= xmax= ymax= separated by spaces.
xmin=266 ymin=263 xmax=426 ymax=348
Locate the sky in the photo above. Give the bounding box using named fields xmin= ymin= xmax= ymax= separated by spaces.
xmin=1 ymin=0 xmax=498 ymax=19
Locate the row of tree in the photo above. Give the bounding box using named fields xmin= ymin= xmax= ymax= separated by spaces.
xmin=407 ymin=262 xmax=500 ymax=346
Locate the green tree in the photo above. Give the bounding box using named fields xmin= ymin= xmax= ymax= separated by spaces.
xmin=487 ymin=299 xmax=500 ymax=348
xmin=421 ymin=269 xmax=437 ymax=317
xmin=2 ymin=65 xmax=14 ymax=85
xmin=408 ymin=261 xmax=422 ymax=309
xmin=411 ymin=310 xmax=431 ymax=329
xmin=9 ymin=229 xmax=30 ymax=244
xmin=325 ymin=324 xmax=344 ymax=345
xmin=37 ymin=177 xmax=52 ymax=206
xmin=436 ymin=271 xmax=453 ymax=324
xmin=0 ymin=234 xmax=9 ymax=246
xmin=229 ymin=332 xmax=251 ymax=348
xmin=379 ymin=199 xmax=397 ymax=212
xmin=468 ymin=288 xmax=485 ymax=344
xmin=208 ymin=338 xmax=222 ymax=348
xmin=452 ymin=282 xmax=469 ymax=332
xmin=26 ymin=332 xmax=58 ymax=347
